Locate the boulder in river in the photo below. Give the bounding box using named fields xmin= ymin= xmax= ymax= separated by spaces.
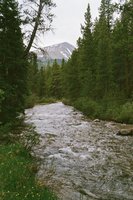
xmin=117 ymin=128 xmax=133 ymax=136
xmin=93 ymin=119 xmax=100 ymax=122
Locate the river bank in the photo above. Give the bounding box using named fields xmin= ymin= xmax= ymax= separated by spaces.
xmin=0 ymin=123 xmax=57 ymax=200
xmin=62 ymin=98 xmax=133 ymax=124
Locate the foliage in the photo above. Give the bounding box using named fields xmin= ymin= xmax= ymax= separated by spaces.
xmin=0 ymin=123 xmax=12 ymax=144
xmin=0 ymin=0 xmax=28 ymax=123
xmin=25 ymin=94 xmax=39 ymax=109
xmin=118 ymin=102 xmax=133 ymax=124
xmin=38 ymin=97 xmax=58 ymax=104
xmin=62 ymin=50 xmax=80 ymax=99
xmin=66 ymin=98 xmax=133 ymax=124
xmin=0 ymin=89 xmax=5 ymax=112
xmin=73 ymin=98 xmax=101 ymax=118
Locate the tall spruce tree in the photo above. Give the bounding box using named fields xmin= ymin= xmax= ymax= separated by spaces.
xmin=79 ymin=4 xmax=94 ymax=97
xmin=27 ymin=52 xmax=39 ymax=96
xmin=38 ymin=67 xmax=46 ymax=98
xmin=0 ymin=0 xmax=27 ymax=123
xmin=93 ymin=0 xmax=113 ymax=99
xmin=50 ymin=60 xmax=61 ymax=98
xmin=114 ymin=0 xmax=133 ymax=98
xmin=63 ymin=49 xmax=80 ymax=99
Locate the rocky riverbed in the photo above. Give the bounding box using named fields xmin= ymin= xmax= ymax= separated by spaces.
xmin=25 ymin=102 xmax=133 ymax=200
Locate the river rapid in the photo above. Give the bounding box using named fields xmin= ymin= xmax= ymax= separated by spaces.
xmin=25 ymin=102 xmax=133 ymax=200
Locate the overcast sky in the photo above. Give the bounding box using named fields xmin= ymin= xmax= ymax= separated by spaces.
xmin=19 ymin=0 xmax=101 ymax=47
xmin=41 ymin=0 xmax=101 ymax=47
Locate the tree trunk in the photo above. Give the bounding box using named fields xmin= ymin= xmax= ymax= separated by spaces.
xmin=24 ymin=0 xmax=42 ymax=57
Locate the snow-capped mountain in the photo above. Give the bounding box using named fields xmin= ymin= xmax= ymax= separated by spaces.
xmin=37 ymin=42 xmax=75 ymax=64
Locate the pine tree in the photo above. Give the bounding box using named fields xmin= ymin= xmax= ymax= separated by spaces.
xmin=93 ymin=0 xmax=113 ymax=99
xmin=50 ymin=60 xmax=61 ymax=98
xmin=63 ymin=49 xmax=80 ymax=99
xmin=100 ymin=0 xmax=113 ymax=30
xmin=78 ymin=4 xmax=94 ymax=97
xmin=112 ymin=0 xmax=133 ymax=98
xmin=60 ymin=59 xmax=66 ymax=97
xmin=0 ymin=0 xmax=27 ymax=123
xmin=38 ymin=67 xmax=45 ymax=98
xmin=27 ymin=52 xmax=39 ymax=96
xmin=45 ymin=63 xmax=52 ymax=97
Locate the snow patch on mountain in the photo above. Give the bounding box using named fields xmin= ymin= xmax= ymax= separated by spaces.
xmin=60 ymin=51 xmax=69 ymax=59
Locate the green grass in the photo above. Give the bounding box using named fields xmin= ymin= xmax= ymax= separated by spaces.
xmin=0 ymin=142 xmax=57 ymax=200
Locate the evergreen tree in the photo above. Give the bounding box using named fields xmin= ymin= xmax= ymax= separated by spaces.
xmin=50 ymin=60 xmax=61 ymax=98
xmin=38 ymin=67 xmax=45 ymax=98
xmin=63 ymin=49 xmax=80 ymax=99
xmin=45 ymin=63 xmax=52 ymax=97
xmin=0 ymin=0 xmax=27 ymax=123
xmin=60 ymin=59 xmax=66 ymax=97
xmin=100 ymin=0 xmax=113 ymax=30
xmin=112 ymin=0 xmax=133 ymax=98
xmin=27 ymin=52 xmax=40 ymax=96
xmin=78 ymin=4 xmax=94 ymax=97
xmin=93 ymin=0 xmax=113 ymax=99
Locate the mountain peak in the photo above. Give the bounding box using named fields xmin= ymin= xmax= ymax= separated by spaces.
xmin=46 ymin=42 xmax=74 ymax=48
xmin=37 ymin=42 xmax=75 ymax=64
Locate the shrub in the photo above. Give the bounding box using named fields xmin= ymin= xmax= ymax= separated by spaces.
xmin=25 ymin=94 xmax=39 ymax=109
xmin=100 ymin=100 xmax=120 ymax=121
xmin=118 ymin=102 xmax=133 ymax=123
xmin=74 ymin=97 xmax=101 ymax=118
xmin=62 ymin=98 xmax=72 ymax=105
xmin=0 ymin=123 xmax=12 ymax=143
xmin=38 ymin=97 xmax=57 ymax=104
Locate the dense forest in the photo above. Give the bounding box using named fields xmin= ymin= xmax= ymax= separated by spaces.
xmin=27 ymin=0 xmax=133 ymax=123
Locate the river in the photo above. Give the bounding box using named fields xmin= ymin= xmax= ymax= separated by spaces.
xmin=25 ymin=102 xmax=133 ymax=200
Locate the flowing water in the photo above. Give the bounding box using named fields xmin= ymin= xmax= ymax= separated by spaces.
xmin=25 ymin=102 xmax=133 ymax=200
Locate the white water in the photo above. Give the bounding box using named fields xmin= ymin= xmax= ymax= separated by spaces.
xmin=25 ymin=102 xmax=133 ymax=200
